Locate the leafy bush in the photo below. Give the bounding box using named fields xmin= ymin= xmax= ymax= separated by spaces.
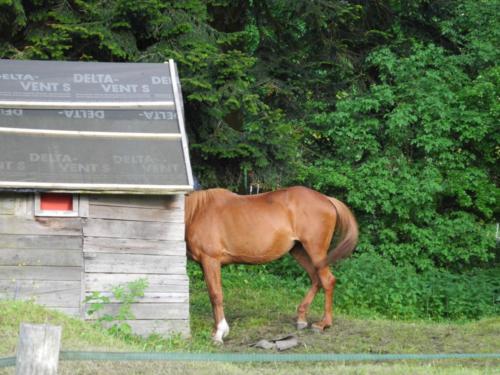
xmin=297 ymin=2 xmax=498 ymax=271
xmin=334 ymin=252 xmax=499 ymax=320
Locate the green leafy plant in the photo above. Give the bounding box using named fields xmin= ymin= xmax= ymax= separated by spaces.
xmin=84 ymin=278 xmax=149 ymax=336
xmin=333 ymin=252 xmax=499 ymax=320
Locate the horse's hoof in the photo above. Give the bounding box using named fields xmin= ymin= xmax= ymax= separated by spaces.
xmin=311 ymin=324 xmax=324 ymax=333
xmin=212 ymin=337 xmax=224 ymax=345
xmin=296 ymin=321 xmax=308 ymax=330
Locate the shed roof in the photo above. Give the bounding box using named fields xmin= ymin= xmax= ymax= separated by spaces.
xmin=0 ymin=59 xmax=193 ymax=194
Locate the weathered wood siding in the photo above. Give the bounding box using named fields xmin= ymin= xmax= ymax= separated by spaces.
xmin=83 ymin=194 xmax=189 ymax=337
xmin=0 ymin=192 xmax=190 ymax=337
xmin=0 ymin=193 xmax=82 ymax=316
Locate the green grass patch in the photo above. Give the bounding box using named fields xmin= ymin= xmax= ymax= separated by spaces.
xmin=187 ymin=261 xmax=500 ymax=355
xmin=0 ymin=301 xmax=138 ymax=356
xmin=0 ymin=262 xmax=499 ymax=374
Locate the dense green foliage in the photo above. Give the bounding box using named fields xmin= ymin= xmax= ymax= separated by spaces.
xmin=334 ymin=253 xmax=499 ymax=320
xmin=0 ymin=0 xmax=497 ymax=319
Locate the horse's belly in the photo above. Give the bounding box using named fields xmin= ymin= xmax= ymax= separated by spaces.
xmin=221 ymin=226 xmax=296 ymax=264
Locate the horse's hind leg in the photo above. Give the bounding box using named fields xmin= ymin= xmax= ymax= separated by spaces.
xmin=200 ymin=255 xmax=229 ymax=343
xmin=311 ymin=266 xmax=336 ymax=332
xmin=300 ymin=238 xmax=336 ymax=332
xmin=290 ymin=245 xmax=320 ymax=329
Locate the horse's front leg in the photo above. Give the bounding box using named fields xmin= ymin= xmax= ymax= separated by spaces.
xmin=201 ymin=255 xmax=229 ymax=343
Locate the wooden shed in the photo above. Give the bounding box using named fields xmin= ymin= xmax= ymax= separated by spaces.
xmin=0 ymin=59 xmax=193 ymax=337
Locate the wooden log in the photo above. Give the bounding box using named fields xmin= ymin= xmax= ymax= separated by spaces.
xmin=84 ymin=252 xmax=186 ymax=274
xmin=83 ymin=237 xmax=185 ymax=256
xmin=15 ymin=323 xmax=62 ymax=375
xmin=84 ymin=273 xmax=189 ymax=293
xmin=83 ymin=219 xmax=183 ymax=241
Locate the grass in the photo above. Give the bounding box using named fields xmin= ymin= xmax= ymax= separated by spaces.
xmin=189 ymin=263 xmax=500 ymax=355
xmin=0 ymin=262 xmax=499 ymax=374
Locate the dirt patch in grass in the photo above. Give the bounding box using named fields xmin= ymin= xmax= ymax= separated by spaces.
xmin=217 ymin=313 xmax=500 ymax=355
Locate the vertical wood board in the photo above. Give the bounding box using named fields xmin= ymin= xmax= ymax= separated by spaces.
xmin=16 ymin=324 xmax=62 ymax=375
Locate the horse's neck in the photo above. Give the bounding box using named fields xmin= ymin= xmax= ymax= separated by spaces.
xmin=185 ymin=189 xmax=230 ymax=225
xmin=185 ymin=192 xmax=205 ymax=226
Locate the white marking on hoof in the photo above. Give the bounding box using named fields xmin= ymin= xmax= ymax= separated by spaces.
xmin=296 ymin=321 xmax=308 ymax=330
xmin=213 ymin=318 xmax=230 ymax=343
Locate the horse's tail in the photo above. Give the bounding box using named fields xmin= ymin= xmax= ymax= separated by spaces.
xmin=321 ymin=196 xmax=358 ymax=267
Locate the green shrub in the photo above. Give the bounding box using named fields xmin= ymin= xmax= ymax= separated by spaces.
xmin=334 ymin=252 xmax=499 ymax=320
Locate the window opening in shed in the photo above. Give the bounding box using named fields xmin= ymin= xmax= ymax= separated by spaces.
xmin=41 ymin=193 xmax=73 ymax=211
xmin=35 ymin=193 xmax=79 ymax=217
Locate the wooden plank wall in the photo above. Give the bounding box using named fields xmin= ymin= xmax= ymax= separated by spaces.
xmin=83 ymin=195 xmax=190 ymax=337
xmin=0 ymin=193 xmax=83 ymax=316
xmin=0 ymin=193 xmax=190 ymax=338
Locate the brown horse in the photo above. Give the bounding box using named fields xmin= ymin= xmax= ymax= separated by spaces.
xmin=185 ymin=186 xmax=358 ymax=343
